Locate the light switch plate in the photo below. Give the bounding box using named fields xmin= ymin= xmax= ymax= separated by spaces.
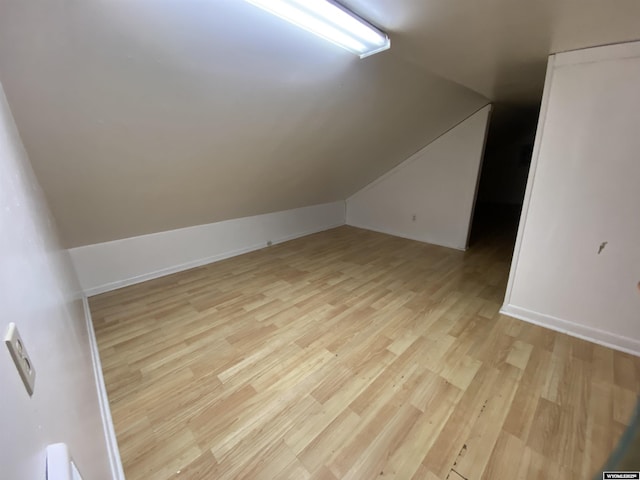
xmin=4 ymin=323 xmax=36 ymax=396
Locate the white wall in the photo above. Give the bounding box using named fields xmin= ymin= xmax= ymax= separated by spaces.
xmin=0 ymin=85 xmax=115 ymax=478
xmin=503 ymin=41 xmax=640 ymax=356
xmin=70 ymin=201 xmax=345 ymax=295
xmin=346 ymin=105 xmax=491 ymax=250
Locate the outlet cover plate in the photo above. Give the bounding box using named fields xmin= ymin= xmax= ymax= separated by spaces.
xmin=4 ymin=323 xmax=36 ymax=396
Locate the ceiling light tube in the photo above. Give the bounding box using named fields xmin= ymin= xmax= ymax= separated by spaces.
xmin=245 ymin=0 xmax=391 ymax=58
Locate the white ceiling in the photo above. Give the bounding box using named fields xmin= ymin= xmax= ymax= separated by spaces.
xmin=346 ymin=0 xmax=640 ymax=103
xmin=0 ymin=0 xmax=638 ymax=246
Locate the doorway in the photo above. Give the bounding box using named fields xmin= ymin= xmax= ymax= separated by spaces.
xmin=469 ymin=105 xmax=539 ymax=247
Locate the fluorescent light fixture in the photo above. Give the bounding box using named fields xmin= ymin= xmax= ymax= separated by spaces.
xmin=245 ymin=0 xmax=390 ymax=58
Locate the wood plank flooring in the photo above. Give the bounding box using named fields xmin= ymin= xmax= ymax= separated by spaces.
xmin=89 ymin=225 xmax=640 ymax=479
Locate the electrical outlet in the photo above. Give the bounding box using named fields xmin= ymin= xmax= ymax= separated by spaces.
xmin=412 ymin=214 xmax=417 ymax=222
xmin=4 ymin=323 xmax=36 ymax=396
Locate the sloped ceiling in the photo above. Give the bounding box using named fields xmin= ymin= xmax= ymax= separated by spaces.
xmin=0 ymin=0 xmax=638 ymax=247
xmin=0 ymin=0 xmax=487 ymax=247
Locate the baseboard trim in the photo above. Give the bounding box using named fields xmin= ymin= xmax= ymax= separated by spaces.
xmin=84 ymin=222 xmax=344 ymax=296
xmin=500 ymin=304 xmax=640 ymax=357
xmin=82 ymin=297 xmax=125 ymax=480
xmin=346 ymin=222 xmax=467 ymax=252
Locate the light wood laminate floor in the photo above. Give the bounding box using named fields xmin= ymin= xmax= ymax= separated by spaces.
xmin=90 ymin=225 xmax=640 ymax=480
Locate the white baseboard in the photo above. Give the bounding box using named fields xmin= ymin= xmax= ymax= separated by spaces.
xmin=346 ymin=221 xmax=467 ymax=251
xmin=82 ymin=297 xmax=125 ymax=480
xmin=500 ymin=304 xmax=640 ymax=357
xmin=70 ymin=201 xmax=346 ymax=296
xmin=84 ymin=221 xmax=344 ymax=296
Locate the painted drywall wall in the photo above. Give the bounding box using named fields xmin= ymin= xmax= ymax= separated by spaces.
xmin=0 ymin=84 xmax=114 ymax=478
xmin=346 ymin=105 xmax=491 ymax=250
xmin=503 ymin=41 xmax=640 ymax=355
xmin=70 ymin=201 xmax=345 ymax=295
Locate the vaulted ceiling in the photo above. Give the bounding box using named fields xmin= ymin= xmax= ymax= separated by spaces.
xmin=0 ymin=0 xmax=638 ymax=247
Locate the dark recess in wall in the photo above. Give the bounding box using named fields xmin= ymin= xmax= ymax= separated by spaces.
xmin=469 ymin=104 xmax=540 ymax=245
